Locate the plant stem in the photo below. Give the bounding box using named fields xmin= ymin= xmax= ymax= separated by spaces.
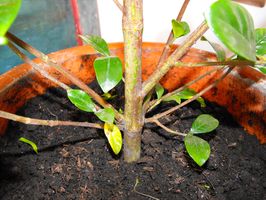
xmin=147 ymin=66 xmax=225 ymax=112
xmin=157 ymin=0 xmax=190 ymax=67
xmin=145 ymin=67 xmax=233 ymax=122
xmin=0 ymin=110 xmax=103 ymax=129
xmin=142 ymin=21 xmax=209 ymax=97
xmin=8 ymin=42 xmax=71 ymax=91
xmin=152 ymin=119 xmax=186 ymax=137
xmin=143 ymin=0 xmax=191 ymax=111
xmin=174 ymin=60 xmax=254 ymax=67
xmin=123 ymin=0 xmax=144 ymax=162
xmin=113 ymin=0 xmax=123 ymax=11
xmin=6 ymin=32 xmax=124 ymax=122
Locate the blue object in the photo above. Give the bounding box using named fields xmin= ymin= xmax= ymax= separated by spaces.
xmin=0 ymin=0 xmax=76 ymax=74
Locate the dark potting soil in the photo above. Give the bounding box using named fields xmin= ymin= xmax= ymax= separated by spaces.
xmin=0 ymin=82 xmax=265 ymax=200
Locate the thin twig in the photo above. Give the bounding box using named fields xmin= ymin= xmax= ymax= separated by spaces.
xmin=113 ymin=0 xmax=123 ymax=11
xmin=8 ymin=42 xmax=71 ymax=91
xmin=0 ymin=110 xmax=103 ymax=129
xmin=152 ymin=119 xmax=186 ymax=137
xmin=147 ymin=66 xmax=225 ymax=112
xmin=174 ymin=60 xmax=254 ymax=67
xmin=143 ymin=0 xmax=191 ymax=111
xmin=142 ymin=21 xmax=209 ymax=97
xmin=157 ymin=0 xmax=191 ymax=67
xmin=145 ymin=67 xmax=233 ymax=122
xmin=6 ymin=32 xmax=124 ymax=122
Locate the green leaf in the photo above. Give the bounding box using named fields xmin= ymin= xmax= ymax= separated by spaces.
xmin=163 ymin=88 xmax=206 ymax=107
xmin=190 ymin=114 xmax=219 ymax=134
xmin=155 ymin=84 xmax=164 ymax=99
xmin=172 ymin=20 xmax=190 ymax=38
xmin=104 ymin=123 xmax=122 ymax=155
xmin=95 ymin=108 xmax=115 ymax=123
xmin=255 ymin=64 xmax=266 ymax=74
xmin=0 ymin=0 xmax=22 ymax=45
xmin=19 ymin=137 xmax=38 ymax=154
xmin=102 ymin=92 xmax=117 ymax=100
xmin=184 ymin=134 xmax=210 ymax=166
xmin=164 ymin=94 xmax=181 ymax=104
xmin=255 ymin=28 xmax=266 ymax=56
xmin=67 ymin=89 xmax=96 ymax=112
xmin=79 ymin=35 xmax=110 ymax=56
xmin=205 ymin=0 xmax=256 ymax=62
xmin=94 ymin=56 xmax=123 ymax=93
xmin=201 ymin=36 xmax=226 ymax=61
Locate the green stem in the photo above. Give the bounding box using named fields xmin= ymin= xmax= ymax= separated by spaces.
xmin=147 ymin=66 xmax=225 ymax=112
xmin=142 ymin=21 xmax=209 ymax=97
xmin=145 ymin=67 xmax=233 ymax=122
xmin=123 ymin=0 xmax=144 ymax=162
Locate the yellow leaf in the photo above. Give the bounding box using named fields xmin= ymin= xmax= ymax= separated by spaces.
xmin=104 ymin=123 xmax=122 ymax=155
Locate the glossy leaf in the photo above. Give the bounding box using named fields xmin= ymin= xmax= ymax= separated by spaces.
xmin=155 ymin=83 xmax=164 ymax=99
xmin=164 ymin=94 xmax=181 ymax=104
xmin=255 ymin=65 xmax=266 ymax=74
xmin=67 ymin=89 xmax=96 ymax=112
xmin=0 ymin=0 xmax=22 ymax=45
xmin=190 ymin=114 xmax=219 ymax=134
xmin=201 ymin=36 xmax=226 ymax=61
xmin=104 ymin=123 xmax=122 ymax=155
xmin=94 ymin=56 xmax=122 ymax=93
xmin=19 ymin=137 xmax=38 ymax=154
xmin=79 ymin=35 xmax=110 ymax=56
xmin=255 ymin=28 xmax=266 ymax=56
xmin=95 ymin=108 xmax=115 ymax=123
xmin=164 ymin=88 xmax=206 ymax=107
xmin=172 ymin=20 xmax=190 ymax=38
xmin=205 ymin=0 xmax=256 ymax=62
xmin=185 ymin=134 xmax=210 ymax=166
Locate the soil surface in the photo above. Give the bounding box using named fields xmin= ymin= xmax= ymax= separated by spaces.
xmin=0 ymin=83 xmax=265 ymax=200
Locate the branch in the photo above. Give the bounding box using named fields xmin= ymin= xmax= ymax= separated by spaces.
xmin=8 ymin=42 xmax=71 ymax=91
xmin=0 ymin=110 xmax=103 ymax=129
xmin=6 ymin=32 xmax=124 ymax=122
xmin=113 ymin=0 xmax=123 ymax=11
xmin=145 ymin=66 xmax=233 ymax=122
xmin=143 ymin=0 xmax=191 ymax=111
xmin=152 ymin=119 xmax=186 ymax=137
xmin=173 ymin=60 xmax=254 ymax=67
xmin=147 ymin=66 xmax=225 ymax=112
xmin=142 ymin=21 xmax=209 ymax=97
xmin=157 ymin=0 xmax=191 ymax=67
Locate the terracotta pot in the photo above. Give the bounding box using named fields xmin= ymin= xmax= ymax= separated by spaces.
xmin=0 ymin=43 xmax=265 ymax=143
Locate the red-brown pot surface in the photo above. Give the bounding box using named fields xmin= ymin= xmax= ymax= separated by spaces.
xmin=0 ymin=43 xmax=265 ymax=143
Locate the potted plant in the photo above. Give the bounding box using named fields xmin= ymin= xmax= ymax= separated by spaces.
xmin=0 ymin=0 xmax=265 ymax=199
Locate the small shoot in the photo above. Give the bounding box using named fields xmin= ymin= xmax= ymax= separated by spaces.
xmin=205 ymin=0 xmax=256 ymax=62
xmin=67 ymin=89 xmax=96 ymax=112
xmin=19 ymin=137 xmax=38 ymax=154
xmin=79 ymin=35 xmax=110 ymax=56
xmin=0 ymin=0 xmax=22 ymax=45
xmin=102 ymin=92 xmax=117 ymax=100
xmin=155 ymin=83 xmax=164 ymax=99
xmin=172 ymin=20 xmax=190 ymax=39
xmin=104 ymin=123 xmax=122 ymax=155
xmin=164 ymin=88 xmax=206 ymax=107
xmin=185 ymin=114 xmax=219 ymax=166
xmin=94 ymin=56 xmax=123 ymax=93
